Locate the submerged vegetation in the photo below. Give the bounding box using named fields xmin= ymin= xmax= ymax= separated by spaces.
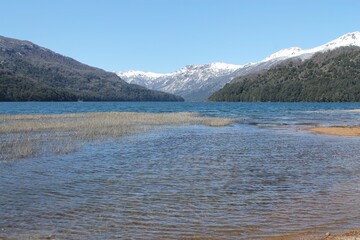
xmin=0 ymin=112 xmax=240 ymax=160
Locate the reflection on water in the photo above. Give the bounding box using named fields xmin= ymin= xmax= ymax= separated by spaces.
xmin=1 ymin=102 xmax=360 ymax=239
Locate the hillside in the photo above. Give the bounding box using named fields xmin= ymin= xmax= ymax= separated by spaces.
xmin=0 ymin=36 xmax=183 ymax=101
xmin=208 ymin=46 xmax=360 ymax=102
xmin=116 ymin=32 xmax=360 ymax=101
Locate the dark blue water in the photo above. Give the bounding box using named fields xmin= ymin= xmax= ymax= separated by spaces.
xmin=1 ymin=102 xmax=360 ymax=239
xmin=2 ymin=101 xmax=360 ymax=125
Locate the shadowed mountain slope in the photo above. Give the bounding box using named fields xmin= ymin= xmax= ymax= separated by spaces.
xmin=0 ymin=36 xmax=183 ymax=101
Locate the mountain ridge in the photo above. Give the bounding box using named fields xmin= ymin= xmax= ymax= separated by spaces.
xmin=116 ymin=31 xmax=360 ymax=101
xmin=0 ymin=35 xmax=184 ymax=102
xmin=208 ymin=46 xmax=360 ymax=102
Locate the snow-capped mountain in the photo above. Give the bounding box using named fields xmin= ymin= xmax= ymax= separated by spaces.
xmin=116 ymin=31 xmax=360 ymax=101
xmin=263 ymin=31 xmax=360 ymax=62
xmin=117 ymin=70 xmax=163 ymax=89
xmin=116 ymin=62 xmax=242 ymax=101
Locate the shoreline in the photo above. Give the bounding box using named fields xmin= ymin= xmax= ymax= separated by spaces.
xmin=263 ymin=230 xmax=360 ymax=240
xmin=299 ymin=229 xmax=360 ymax=240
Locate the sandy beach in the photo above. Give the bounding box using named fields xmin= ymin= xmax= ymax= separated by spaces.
xmin=269 ymin=230 xmax=360 ymax=240
xmin=303 ymin=108 xmax=360 ymax=136
xmin=306 ymin=127 xmax=360 ymax=136
xmin=306 ymin=230 xmax=360 ymax=240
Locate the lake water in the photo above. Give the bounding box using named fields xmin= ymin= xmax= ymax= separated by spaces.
xmin=1 ymin=102 xmax=360 ymax=239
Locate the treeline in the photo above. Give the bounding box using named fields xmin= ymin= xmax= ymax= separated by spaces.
xmin=209 ymin=46 xmax=360 ymax=102
xmin=0 ymin=36 xmax=183 ymax=102
xmin=0 ymin=70 xmax=183 ymax=101
xmin=0 ymin=71 xmax=78 ymax=101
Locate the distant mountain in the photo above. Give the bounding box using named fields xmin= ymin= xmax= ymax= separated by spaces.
xmin=208 ymin=46 xmax=360 ymax=102
xmin=0 ymin=36 xmax=183 ymax=102
xmin=116 ymin=63 xmax=241 ymax=101
xmin=116 ymin=31 xmax=360 ymax=101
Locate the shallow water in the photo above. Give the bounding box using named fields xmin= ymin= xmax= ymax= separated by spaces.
xmin=1 ymin=102 xmax=360 ymax=239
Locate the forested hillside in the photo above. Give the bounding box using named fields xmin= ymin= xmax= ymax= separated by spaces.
xmin=208 ymin=46 xmax=360 ymax=102
xmin=0 ymin=36 xmax=183 ymax=101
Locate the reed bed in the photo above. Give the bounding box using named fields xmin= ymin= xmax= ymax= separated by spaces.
xmin=1 ymin=112 xmax=240 ymax=160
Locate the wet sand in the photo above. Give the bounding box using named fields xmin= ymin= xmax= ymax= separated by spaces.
xmin=303 ymin=108 xmax=360 ymax=136
xmin=306 ymin=127 xmax=360 ymax=136
xmin=305 ymin=230 xmax=360 ymax=240
xmin=270 ymin=230 xmax=360 ymax=240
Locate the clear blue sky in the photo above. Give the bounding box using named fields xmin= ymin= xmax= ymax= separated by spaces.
xmin=1 ymin=0 xmax=359 ymax=73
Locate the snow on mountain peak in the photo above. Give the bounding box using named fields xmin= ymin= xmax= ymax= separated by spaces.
xmin=262 ymin=47 xmax=304 ymax=62
xmin=115 ymin=31 xmax=360 ymax=101
xmin=321 ymin=31 xmax=360 ymax=49
xmin=116 ymin=70 xmax=164 ymax=79
xmin=117 ymin=62 xmax=242 ymax=79
xmin=209 ymin=62 xmax=243 ymax=70
xmin=262 ymin=31 xmax=360 ymax=62
xmin=180 ymin=62 xmax=242 ymax=72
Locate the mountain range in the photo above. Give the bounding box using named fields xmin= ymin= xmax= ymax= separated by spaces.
xmin=209 ymin=46 xmax=360 ymax=102
xmin=116 ymin=32 xmax=360 ymax=101
xmin=0 ymin=36 xmax=183 ymax=102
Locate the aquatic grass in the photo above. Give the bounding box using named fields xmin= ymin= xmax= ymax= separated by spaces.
xmin=1 ymin=137 xmax=31 ymax=159
xmin=0 ymin=112 xmax=240 ymax=160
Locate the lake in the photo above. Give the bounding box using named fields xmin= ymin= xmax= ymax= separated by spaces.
xmin=1 ymin=102 xmax=360 ymax=239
